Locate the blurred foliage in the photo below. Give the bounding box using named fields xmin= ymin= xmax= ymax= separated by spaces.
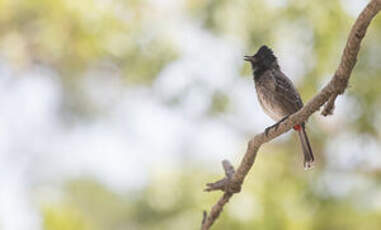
xmin=0 ymin=0 xmax=178 ymax=119
xmin=42 ymin=149 xmax=381 ymax=229
xmin=43 ymin=205 xmax=94 ymax=230
xmin=209 ymin=91 xmax=230 ymax=115
xmin=0 ymin=0 xmax=177 ymax=82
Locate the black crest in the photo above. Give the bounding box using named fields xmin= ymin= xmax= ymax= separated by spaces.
xmin=255 ymin=45 xmax=277 ymax=66
xmin=246 ymin=45 xmax=279 ymax=77
xmin=256 ymin=45 xmax=273 ymax=56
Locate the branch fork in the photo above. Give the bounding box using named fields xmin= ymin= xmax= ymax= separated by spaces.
xmin=204 ymin=160 xmax=240 ymax=193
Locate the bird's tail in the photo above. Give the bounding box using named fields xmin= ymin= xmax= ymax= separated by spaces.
xmin=294 ymin=124 xmax=314 ymax=169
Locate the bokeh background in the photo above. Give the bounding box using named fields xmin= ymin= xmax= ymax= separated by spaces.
xmin=1 ymin=0 xmax=381 ymax=229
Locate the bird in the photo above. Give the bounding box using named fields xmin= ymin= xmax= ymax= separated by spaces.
xmin=244 ymin=45 xmax=314 ymax=169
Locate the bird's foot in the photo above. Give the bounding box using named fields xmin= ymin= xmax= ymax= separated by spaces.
xmin=265 ymin=115 xmax=290 ymax=137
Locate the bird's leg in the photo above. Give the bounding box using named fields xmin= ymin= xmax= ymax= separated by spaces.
xmin=265 ymin=115 xmax=290 ymax=136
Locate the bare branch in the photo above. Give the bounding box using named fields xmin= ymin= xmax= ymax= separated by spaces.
xmin=322 ymin=0 xmax=381 ymax=115
xmin=201 ymin=193 xmax=233 ymax=230
xmin=201 ymin=0 xmax=381 ymax=229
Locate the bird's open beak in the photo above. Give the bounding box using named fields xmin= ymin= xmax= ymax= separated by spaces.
xmin=244 ymin=55 xmax=254 ymax=62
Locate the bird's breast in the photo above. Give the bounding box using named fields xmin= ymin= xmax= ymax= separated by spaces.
xmin=255 ymin=83 xmax=287 ymax=121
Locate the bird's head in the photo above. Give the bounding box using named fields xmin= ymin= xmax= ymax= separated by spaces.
xmin=244 ymin=45 xmax=278 ymax=71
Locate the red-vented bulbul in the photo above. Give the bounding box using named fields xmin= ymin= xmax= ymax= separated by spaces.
xmin=244 ymin=45 xmax=314 ymax=169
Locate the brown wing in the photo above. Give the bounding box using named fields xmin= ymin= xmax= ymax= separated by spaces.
xmin=271 ymin=70 xmax=303 ymax=112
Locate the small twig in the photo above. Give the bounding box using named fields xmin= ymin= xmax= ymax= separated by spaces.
xmin=321 ymin=94 xmax=337 ymax=116
xmin=201 ymin=1 xmax=381 ymax=229
xmin=222 ymin=160 xmax=235 ymax=178
xmin=202 ymin=210 xmax=207 ymax=225
xmin=204 ymin=178 xmax=229 ymax=192
xmin=204 ymin=160 xmax=236 ymax=192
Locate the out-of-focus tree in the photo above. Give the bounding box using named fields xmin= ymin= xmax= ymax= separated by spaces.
xmin=42 ymin=152 xmax=381 ymax=230
xmin=0 ymin=0 xmax=177 ymax=82
xmin=0 ymin=0 xmax=178 ymax=120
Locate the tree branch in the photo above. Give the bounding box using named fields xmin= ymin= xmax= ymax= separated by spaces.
xmin=201 ymin=1 xmax=381 ymax=229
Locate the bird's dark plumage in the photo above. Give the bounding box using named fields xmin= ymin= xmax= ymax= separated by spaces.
xmin=245 ymin=45 xmax=314 ymax=169
xmin=245 ymin=45 xmax=278 ymax=77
